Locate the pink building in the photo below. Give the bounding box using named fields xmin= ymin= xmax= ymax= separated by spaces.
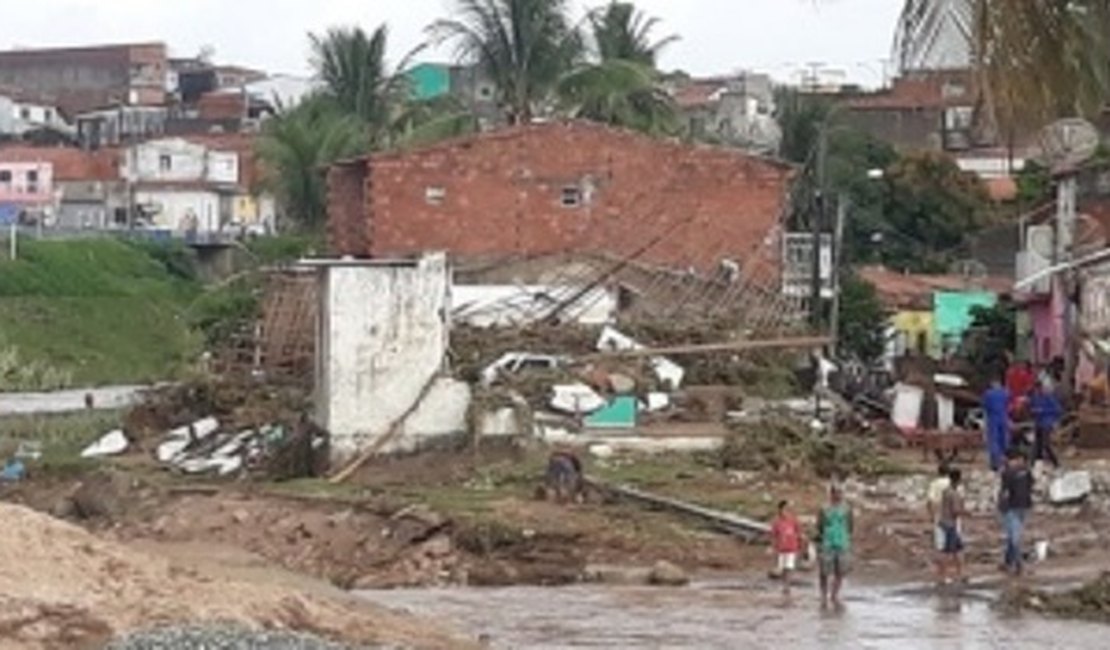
xmin=0 ymin=160 xmax=53 ymax=206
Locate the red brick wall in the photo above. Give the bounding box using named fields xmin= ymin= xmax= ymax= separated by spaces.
xmin=331 ymin=122 xmax=793 ymax=272
xmin=326 ymin=161 xmax=370 ymax=257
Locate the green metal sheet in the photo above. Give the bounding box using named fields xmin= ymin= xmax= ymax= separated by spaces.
xmin=585 ymin=396 xmax=638 ymax=429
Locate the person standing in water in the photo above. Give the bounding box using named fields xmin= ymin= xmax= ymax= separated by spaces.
xmin=817 ymin=484 xmax=853 ymax=608
xmin=770 ymin=500 xmax=804 ymax=597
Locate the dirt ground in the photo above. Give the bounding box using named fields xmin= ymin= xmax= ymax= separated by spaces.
xmin=4 ymin=433 xmax=1110 ymax=644
xmin=0 ymin=502 xmax=472 ymax=650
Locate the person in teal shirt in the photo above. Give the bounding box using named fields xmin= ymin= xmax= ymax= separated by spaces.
xmin=817 ymin=483 xmax=853 ymax=608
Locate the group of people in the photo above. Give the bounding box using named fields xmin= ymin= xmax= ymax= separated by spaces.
xmin=768 ymin=457 xmax=1037 ymax=607
xmin=926 ymin=451 xmax=1036 ymax=583
xmin=769 ymin=486 xmax=852 ymax=607
xmin=983 ymin=358 xmax=1065 ymax=472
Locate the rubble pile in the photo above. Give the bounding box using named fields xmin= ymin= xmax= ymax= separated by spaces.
xmin=95 ymin=378 xmax=322 ymax=479
xmin=450 ymin=325 xmax=599 ymax=384
xmin=1003 ymin=572 xmax=1110 ymax=622
xmin=123 ymin=377 xmax=309 ymax=437
xmin=0 ymin=503 xmax=462 ymax=649
xmin=716 ymin=418 xmax=899 ymax=479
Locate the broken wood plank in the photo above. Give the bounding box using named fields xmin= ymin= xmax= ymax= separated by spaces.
xmin=585 ymin=478 xmax=770 ymax=541
xmin=586 ymin=336 xmax=831 ymax=359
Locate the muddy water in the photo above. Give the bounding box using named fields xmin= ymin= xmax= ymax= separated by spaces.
xmin=359 ymin=579 xmax=1107 ymax=649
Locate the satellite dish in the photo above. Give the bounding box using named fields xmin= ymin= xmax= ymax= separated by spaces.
xmin=1027 ymin=225 xmax=1055 ymax=259
xmin=1039 ymin=118 xmax=1100 ymax=171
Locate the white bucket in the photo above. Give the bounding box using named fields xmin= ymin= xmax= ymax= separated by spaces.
xmin=1035 ymin=540 xmax=1049 ymax=562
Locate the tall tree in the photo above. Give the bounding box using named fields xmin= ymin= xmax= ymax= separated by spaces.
xmin=589 ymin=1 xmax=679 ymax=67
xmin=256 ymin=96 xmax=369 ymax=229
xmin=896 ymin=1 xmax=1110 ymax=130
xmin=429 ymin=0 xmax=583 ymax=125
xmin=309 ymin=24 xmax=412 ymax=145
xmin=557 ymin=59 xmax=678 ymax=135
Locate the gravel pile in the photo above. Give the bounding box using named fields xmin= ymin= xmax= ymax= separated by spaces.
xmin=103 ymin=623 xmax=382 ymax=650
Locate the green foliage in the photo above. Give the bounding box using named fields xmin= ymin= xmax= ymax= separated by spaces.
xmin=775 ymin=87 xmax=834 ymax=165
xmin=392 ymin=95 xmax=481 ymax=148
xmin=430 ymin=0 xmax=584 ymax=124
xmin=589 ymin=1 xmax=679 ymax=67
xmin=837 ymin=271 xmax=888 ymax=363
xmin=309 ymin=24 xmax=413 ymax=146
xmin=123 ymin=239 xmax=198 ymax=282
xmin=880 ymin=152 xmax=995 ymax=271
xmin=1015 ymin=160 xmax=1053 ymax=206
xmin=961 ymin=301 xmax=1017 ymax=384
xmin=0 ymin=345 xmax=72 ymax=391
xmin=557 ymin=59 xmax=678 ymax=134
xmin=0 ymin=239 xmax=200 ymax=386
xmin=245 ymin=233 xmax=325 ymax=265
xmin=188 ymin=276 xmax=263 ymax=347
xmin=256 ymin=95 xmax=370 ymax=229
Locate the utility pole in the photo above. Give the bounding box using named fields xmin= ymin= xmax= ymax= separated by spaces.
xmin=829 ymin=193 xmax=849 ymax=358
xmin=810 ymin=125 xmax=828 ymax=429
xmin=810 ymin=126 xmax=828 ymax=328
xmin=1058 ymin=173 xmax=1080 ymax=399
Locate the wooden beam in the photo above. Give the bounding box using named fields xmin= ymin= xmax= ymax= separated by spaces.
xmin=585 ymin=336 xmax=831 ymax=359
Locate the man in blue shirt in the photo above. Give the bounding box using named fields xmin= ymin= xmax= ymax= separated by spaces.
xmin=1028 ymin=381 xmax=1062 ymax=468
xmin=982 ymin=378 xmax=1011 ymax=472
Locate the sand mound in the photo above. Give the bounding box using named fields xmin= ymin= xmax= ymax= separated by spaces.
xmin=0 ymin=503 xmax=465 ymax=650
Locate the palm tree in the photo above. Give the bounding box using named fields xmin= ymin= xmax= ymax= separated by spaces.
xmin=309 ymin=24 xmax=413 ymax=145
xmin=589 ymin=1 xmax=678 ymax=67
xmin=895 ymin=1 xmax=1110 ymax=130
xmin=429 ymin=0 xmax=583 ymax=124
xmin=558 ymin=59 xmax=677 ymax=135
xmin=392 ymin=95 xmax=481 ymax=148
xmin=256 ymin=96 xmax=369 ymax=229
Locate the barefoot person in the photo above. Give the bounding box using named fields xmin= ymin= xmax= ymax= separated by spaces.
xmin=817 ymin=484 xmax=853 ymax=608
xmin=926 ymin=464 xmax=951 ymax=579
xmin=770 ymin=500 xmax=804 ymax=597
xmin=938 ymin=468 xmax=967 ymax=585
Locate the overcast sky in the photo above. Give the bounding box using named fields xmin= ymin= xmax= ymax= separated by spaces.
xmin=1 ymin=0 xmax=903 ymax=87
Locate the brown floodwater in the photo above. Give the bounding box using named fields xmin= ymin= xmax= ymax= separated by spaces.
xmin=359 ymin=577 xmax=1108 ymax=649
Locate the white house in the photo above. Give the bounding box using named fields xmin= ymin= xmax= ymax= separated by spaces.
xmin=0 ymin=91 xmax=70 ymax=138
xmin=124 ymin=137 xmax=239 ymax=233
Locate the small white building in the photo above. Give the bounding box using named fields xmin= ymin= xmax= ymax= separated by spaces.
xmin=310 ymin=253 xmax=470 ymax=462
xmin=0 ymin=91 xmax=70 ymax=138
xmin=124 ymin=137 xmax=240 ymax=233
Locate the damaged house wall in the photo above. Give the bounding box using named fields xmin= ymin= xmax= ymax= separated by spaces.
xmin=326 ymin=121 xmax=794 ymax=276
xmin=313 ymin=253 xmax=455 ymax=461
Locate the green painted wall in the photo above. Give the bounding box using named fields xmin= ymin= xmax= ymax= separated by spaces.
xmin=407 ymin=63 xmax=451 ymax=100
xmin=933 ymin=291 xmax=997 ymax=351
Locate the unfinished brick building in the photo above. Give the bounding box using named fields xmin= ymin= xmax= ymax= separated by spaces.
xmin=327 ymin=121 xmax=795 ymax=276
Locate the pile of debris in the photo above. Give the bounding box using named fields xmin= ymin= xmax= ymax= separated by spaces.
xmin=1002 ymin=572 xmax=1110 ymax=622
xmin=84 ymin=378 xmax=324 ymax=479
xmin=716 ymin=417 xmax=899 ymax=479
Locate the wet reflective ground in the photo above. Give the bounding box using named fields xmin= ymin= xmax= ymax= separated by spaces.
xmin=360 ymin=578 xmax=1107 ymax=649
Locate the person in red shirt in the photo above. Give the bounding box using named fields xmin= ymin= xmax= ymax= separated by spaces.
xmin=1006 ymin=360 xmax=1036 ymax=413
xmin=771 ymin=499 xmax=805 ymax=597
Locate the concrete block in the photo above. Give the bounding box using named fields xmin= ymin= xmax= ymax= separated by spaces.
xmin=1049 ymin=471 xmax=1092 ymax=505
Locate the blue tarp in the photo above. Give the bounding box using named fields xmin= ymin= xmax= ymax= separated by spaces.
xmin=0 ymin=203 xmax=19 ymax=226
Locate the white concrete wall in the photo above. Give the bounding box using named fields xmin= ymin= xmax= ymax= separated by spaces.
xmin=127 ymin=138 xmax=239 ymax=184
xmin=135 ymin=189 xmax=221 ymax=232
xmin=315 ymin=254 xmax=451 ymax=461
